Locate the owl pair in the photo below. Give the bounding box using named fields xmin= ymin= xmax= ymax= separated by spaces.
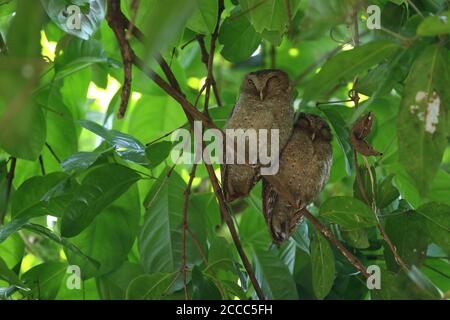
xmin=221 ymin=69 xmax=333 ymax=244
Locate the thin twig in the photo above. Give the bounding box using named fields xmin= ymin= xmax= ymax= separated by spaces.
xmin=285 ymin=0 xmax=293 ymax=36
xmin=125 ymin=0 xmax=140 ymax=40
xmin=405 ymin=0 xmax=424 ymax=17
xmin=45 ymin=143 xmax=61 ymax=163
xmin=202 ymin=0 xmax=225 ymax=116
xmin=38 ymin=156 xmax=45 ymax=176
xmin=181 ymin=164 xmax=197 ymax=300
xmin=196 ymin=35 xmax=223 ymax=108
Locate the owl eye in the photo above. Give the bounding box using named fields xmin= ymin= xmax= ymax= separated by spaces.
xmin=247 ymin=79 xmax=254 ymax=86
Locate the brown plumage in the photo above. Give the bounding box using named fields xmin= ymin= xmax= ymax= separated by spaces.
xmin=222 ymin=69 xmax=294 ymax=202
xmin=263 ymin=113 xmax=333 ymax=244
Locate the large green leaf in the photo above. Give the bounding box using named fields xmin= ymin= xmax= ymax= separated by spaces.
xmin=61 ymin=163 xmax=141 ymax=237
xmin=417 ymin=11 xmax=450 ymax=36
xmin=0 ymin=256 xmax=25 ymax=289
xmin=0 ymin=233 xmax=24 ymax=269
xmin=384 ymin=210 xmax=430 ymax=272
xmin=186 ymin=0 xmax=218 ymax=34
xmin=139 ymin=169 xmax=207 ymax=273
xmin=97 ymin=262 xmax=144 ymax=300
xmin=319 ymin=105 xmax=353 ymax=176
xmin=397 ymin=45 xmax=449 ymax=196
xmin=219 ymin=12 xmax=262 ymax=63
xmin=417 ymin=202 xmax=450 ymax=255
xmin=125 ymin=272 xmax=179 ymax=300
xmin=53 ymin=36 xmax=112 ymax=80
xmin=240 ymin=0 xmax=301 ymax=33
xmin=65 ymin=184 xmax=140 ymax=278
xmin=253 ymin=248 xmax=299 ymax=300
xmin=0 ymin=0 xmax=46 ymax=160
xmin=303 ymin=41 xmax=399 ymax=104
xmin=377 ymin=174 xmax=400 ymax=209
xmin=79 ymin=120 xmax=148 ymax=166
xmin=11 ymin=172 xmax=70 ymax=219
xmin=319 ymin=196 xmax=378 ymax=230
xmin=41 ymin=0 xmax=106 ymax=40
xmin=191 ymin=266 xmax=222 ymax=300
xmin=21 ymin=262 xmax=66 ymax=300
xmin=311 ymin=231 xmax=335 ymax=300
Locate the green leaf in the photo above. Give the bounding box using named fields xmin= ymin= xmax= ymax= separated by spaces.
xmin=384 ymin=211 xmax=429 ymax=271
xmin=417 ymin=11 xmax=450 ymax=36
xmin=79 ymin=120 xmax=148 ymax=166
xmin=146 ymin=141 xmax=174 ymax=169
xmin=291 ymin=220 xmax=310 ymax=254
xmin=11 ymin=172 xmax=70 ymax=219
xmin=319 ymin=105 xmax=353 ymax=176
xmin=0 ymin=233 xmax=24 ymax=269
xmin=41 ymin=0 xmax=106 ymax=40
xmin=397 ymin=45 xmax=449 ymax=196
xmin=61 ymin=151 xmax=105 ymax=172
xmin=303 ymin=41 xmax=399 ymax=103
xmin=311 ymin=231 xmax=335 ymax=300
xmin=97 ymin=262 xmax=144 ymax=300
xmin=136 ymin=0 xmax=195 ymax=57
xmin=54 ymin=37 xmax=112 ymax=80
xmin=21 ymin=262 xmax=66 ymax=300
xmin=64 ymin=184 xmax=140 ymax=278
xmin=320 ymin=196 xmax=378 ymax=230
xmin=253 ymin=247 xmax=299 ymax=300
xmin=372 ymin=268 xmax=439 ymax=300
xmin=191 ymin=266 xmax=222 ymax=300
xmin=0 ymin=1 xmax=45 ymax=161
xmin=219 ymin=13 xmax=262 ymax=63
xmin=377 ymin=174 xmax=400 ymax=208
xmin=240 ymin=0 xmax=301 ymax=33
xmin=353 ymin=165 xmax=377 ymax=205
xmin=61 ymin=163 xmax=141 ymax=237
xmin=417 ymin=202 xmax=450 ymax=255
xmin=0 ymin=218 xmax=28 ymax=243
xmin=139 ymin=169 xmax=207 ymax=273
xmin=341 ymin=229 xmax=370 ymax=249
xmin=125 ymin=272 xmax=179 ymax=300
xmin=0 ymin=256 xmax=25 ymax=288
xmin=407 ymin=266 xmax=443 ymax=299
xmin=23 ymin=223 xmax=100 ymax=269
xmin=186 ymin=0 xmax=218 ymax=34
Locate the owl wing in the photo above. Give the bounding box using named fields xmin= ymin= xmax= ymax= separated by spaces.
xmin=262 ymin=179 xmax=278 ymax=224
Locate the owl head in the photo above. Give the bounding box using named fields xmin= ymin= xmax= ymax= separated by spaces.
xmin=296 ymin=113 xmax=332 ymax=141
xmin=241 ymin=69 xmax=291 ymax=100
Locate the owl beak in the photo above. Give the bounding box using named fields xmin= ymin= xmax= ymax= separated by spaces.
xmin=259 ymin=90 xmax=265 ymax=101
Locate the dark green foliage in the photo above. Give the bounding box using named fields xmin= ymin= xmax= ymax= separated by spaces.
xmin=0 ymin=0 xmax=448 ymax=300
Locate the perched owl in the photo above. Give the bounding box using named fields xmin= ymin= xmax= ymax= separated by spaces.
xmin=263 ymin=113 xmax=333 ymax=244
xmin=222 ymin=69 xmax=294 ymax=202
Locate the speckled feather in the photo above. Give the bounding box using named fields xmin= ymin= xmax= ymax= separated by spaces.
xmin=221 ymin=69 xmax=294 ymax=202
xmin=263 ymin=113 xmax=333 ymax=244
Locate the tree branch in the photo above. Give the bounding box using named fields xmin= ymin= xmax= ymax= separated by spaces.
xmin=106 ymin=0 xmax=133 ymax=119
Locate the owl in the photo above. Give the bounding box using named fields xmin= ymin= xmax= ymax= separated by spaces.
xmin=263 ymin=113 xmax=333 ymax=244
xmin=221 ymin=69 xmax=294 ymax=202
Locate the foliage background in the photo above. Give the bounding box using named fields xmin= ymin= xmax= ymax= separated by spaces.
xmin=0 ymin=0 xmax=449 ymax=300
